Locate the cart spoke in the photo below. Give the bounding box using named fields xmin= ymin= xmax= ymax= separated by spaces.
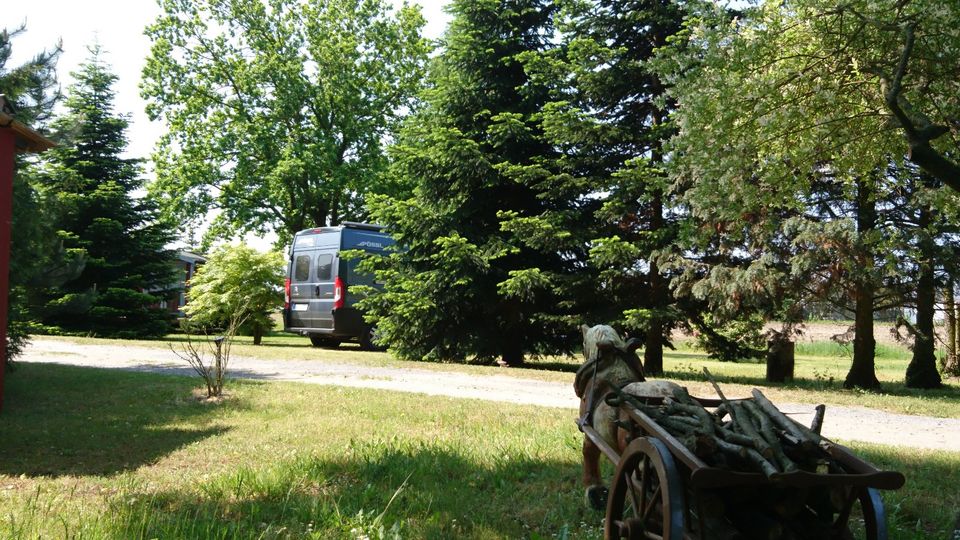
xmin=643 ymin=484 xmax=662 ymax=521
xmin=638 ymin=455 xmax=650 ymax=515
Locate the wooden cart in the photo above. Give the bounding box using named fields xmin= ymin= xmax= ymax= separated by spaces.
xmin=580 ymin=395 xmax=905 ymax=540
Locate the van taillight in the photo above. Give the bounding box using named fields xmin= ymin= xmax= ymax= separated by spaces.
xmin=333 ymin=276 xmax=344 ymax=310
xmin=284 ymin=278 xmax=291 ymax=309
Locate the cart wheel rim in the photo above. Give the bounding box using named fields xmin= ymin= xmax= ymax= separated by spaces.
xmin=604 ymin=437 xmax=685 ymax=540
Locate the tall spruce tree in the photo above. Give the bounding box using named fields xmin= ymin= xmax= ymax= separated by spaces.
xmin=529 ymin=0 xmax=685 ymax=375
xmin=36 ymin=48 xmax=176 ymax=338
xmin=362 ymin=0 xmax=571 ymax=365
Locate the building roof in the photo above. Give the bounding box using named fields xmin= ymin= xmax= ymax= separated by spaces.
xmin=177 ymin=251 xmax=207 ymax=263
xmin=0 ymin=96 xmax=55 ymax=153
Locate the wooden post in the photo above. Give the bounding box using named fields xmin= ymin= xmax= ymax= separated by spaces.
xmin=0 ymin=128 xmax=14 ymax=411
xmin=765 ymin=337 xmax=795 ymax=383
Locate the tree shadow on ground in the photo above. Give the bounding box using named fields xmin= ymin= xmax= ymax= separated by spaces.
xmin=0 ymin=363 xmax=237 ymax=477
xmin=517 ymin=359 xmax=581 ymax=373
xmin=663 ymin=367 xmax=960 ymax=400
xmin=852 ymin=445 xmax=960 ymax=538
xmin=103 ymin=440 xmax=960 ymax=539
xmin=107 ymin=445 xmax=603 ymax=539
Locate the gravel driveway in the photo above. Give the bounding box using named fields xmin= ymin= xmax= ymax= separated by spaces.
xmin=19 ymin=337 xmax=960 ymax=453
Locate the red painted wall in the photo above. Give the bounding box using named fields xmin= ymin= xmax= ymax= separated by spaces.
xmin=0 ymin=129 xmax=16 ymax=411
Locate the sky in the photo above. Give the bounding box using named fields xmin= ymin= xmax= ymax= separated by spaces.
xmin=6 ymin=0 xmax=451 ymax=250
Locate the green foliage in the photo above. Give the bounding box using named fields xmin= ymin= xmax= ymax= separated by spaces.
xmin=655 ymin=1 xmax=960 ymax=385
xmin=141 ymin=0 xmax=431 ymax=245
xmin=526 ymin=0 xmax=686 ymax=374
xmin=183 ymin=245 xmax=284 ymax=344
xmin=31 ymin=49 xmax=177 ymax=339
xmin=362 ymin=0 xmax=584 ymax=365
xmin=656 ymin=0 xmax=960 ymax=193
xmin=0 ymin=24 xmax=61 ymax=125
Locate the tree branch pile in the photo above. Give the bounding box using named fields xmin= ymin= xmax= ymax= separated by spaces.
xmin=609 ymin=370 xmax=833 ymax=478
xmin=607 ymin=372 xmax=869 ymax=538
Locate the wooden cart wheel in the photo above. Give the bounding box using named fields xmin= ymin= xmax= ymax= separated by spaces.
xmin=604 ymin=437 xmax=685 ymax=540
xmin=832 ymin=487 xmax=888 ymax=540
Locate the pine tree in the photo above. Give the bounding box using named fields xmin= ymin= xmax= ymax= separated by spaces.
xmin=362 ymin=0 xmax=574 ymax=365
xmin=36 ymin=48 xmax=176 ymax=338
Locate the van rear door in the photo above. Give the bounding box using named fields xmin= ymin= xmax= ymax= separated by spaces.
xmin=313 ymin=252 xmax=337 ymax=330
xmin=288 ymin=248 xmax=317 ymax=329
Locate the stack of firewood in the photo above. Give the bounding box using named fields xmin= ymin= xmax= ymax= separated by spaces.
xmin=608 ymin=371 xmax=859 ymax=539
xmin=610 ymin=370 xmax=831 ymax=477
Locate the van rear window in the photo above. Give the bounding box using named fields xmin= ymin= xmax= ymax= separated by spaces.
xmin=294 ymin=235 xmax=316 ymax=249
xmin=316 ymin=254 xmax=333 ymax=281
xmin=294 ymin=255 xmax=311 ymax=281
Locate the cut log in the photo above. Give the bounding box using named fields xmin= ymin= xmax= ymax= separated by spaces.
xmin=810 ymin=404 xmax=826 ymax=434
xmin=718 ymin=426 xmax=755 ymax=447
xmin=751 ymin=389 xmax=823 ymax=451
xmin=731 ymin=402 xmax=775 ymax=461
xmin=743 ymin=400 xmax=798 ymax=472
xmin=714 ymin=436 xmax=750 ymax=460
xmin=745 ymin=447 xmax=779 ymax=477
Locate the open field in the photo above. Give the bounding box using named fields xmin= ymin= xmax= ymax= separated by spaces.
xmin=32 ymin=331 xmax=960 ymax=418
xmin=1 ymin=363 xmax=958 ymax=539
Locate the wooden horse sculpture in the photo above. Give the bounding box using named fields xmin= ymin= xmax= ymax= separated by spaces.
xmin=574 ymin=324 xmax=688 ymax=510
xmin=575 ymin=324 xmax=645 ymax=510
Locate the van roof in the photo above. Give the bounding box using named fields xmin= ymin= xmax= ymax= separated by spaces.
xmin=294 ymin=222 xmax=386 ymax=236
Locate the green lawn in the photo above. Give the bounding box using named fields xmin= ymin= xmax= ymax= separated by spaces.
xmin=35 ymin=331 xmax=960 ymax=418
xmin=1 ymin=364 xmax=957 ymax=539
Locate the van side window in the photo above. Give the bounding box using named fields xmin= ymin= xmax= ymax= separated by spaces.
xmin=316 ymin=254 xmax=333 ymax=281
xmin=294 ymin=255 xmax=311 ymax=282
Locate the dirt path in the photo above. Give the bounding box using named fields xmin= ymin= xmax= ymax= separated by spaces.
xmin=19 ymin=337 xmax=960 ymax=453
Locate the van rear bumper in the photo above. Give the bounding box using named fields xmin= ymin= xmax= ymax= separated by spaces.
xmin=283 ymin=307 xmax=367 ymax=340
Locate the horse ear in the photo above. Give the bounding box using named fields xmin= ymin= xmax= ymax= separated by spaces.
xmin=625 ymin=337 xmax=642 ymax=353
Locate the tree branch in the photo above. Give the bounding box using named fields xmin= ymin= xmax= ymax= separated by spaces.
xmin=874 ymin=24 xmax=960 ymax=191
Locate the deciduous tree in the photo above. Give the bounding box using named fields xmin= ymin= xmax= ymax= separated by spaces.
xmin=141 ymin=0 xmax=431 ymax=245
xmin=658 ymin=0 xmax=960 ymax=194
xmin=184 ymin=245 xmax=284 ymax=345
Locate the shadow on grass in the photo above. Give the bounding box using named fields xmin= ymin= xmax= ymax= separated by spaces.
xmin=662 ymin=367 xmax=960 ymax=401
xmin=101 ymin=441 xmax=960 ymax=539
xmin=106 ymin=444 xmax=599 ymax=539
xmin=0 ymin=363 xmax=238 ymax=477
xmin=851 ymin=445 xmax=960 ymax=538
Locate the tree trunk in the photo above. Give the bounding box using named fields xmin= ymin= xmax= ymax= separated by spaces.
xmin=499 ymin=299 xmax=524 ymax=367
xmin=944 ymin=281 xmax=957 ymax=373
xmin=644 ymin=257 xmax=664 ymax=376
xmin=844 ymin=177 xmax=881 ymax=390
xmin=644 ymin=187 xmax=666 ymax=376
xmin=905 ymin=206 xmax=942 ymax=388
xmin=766 ymin=338 xmax=795 ymax=383
xmin=253 ymin=327 xmax=263 ymax=346
xmin=500 ymin=341 xmax=524 ymax=366
xmin=947 ymin=283 xmax=960 ymax=377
